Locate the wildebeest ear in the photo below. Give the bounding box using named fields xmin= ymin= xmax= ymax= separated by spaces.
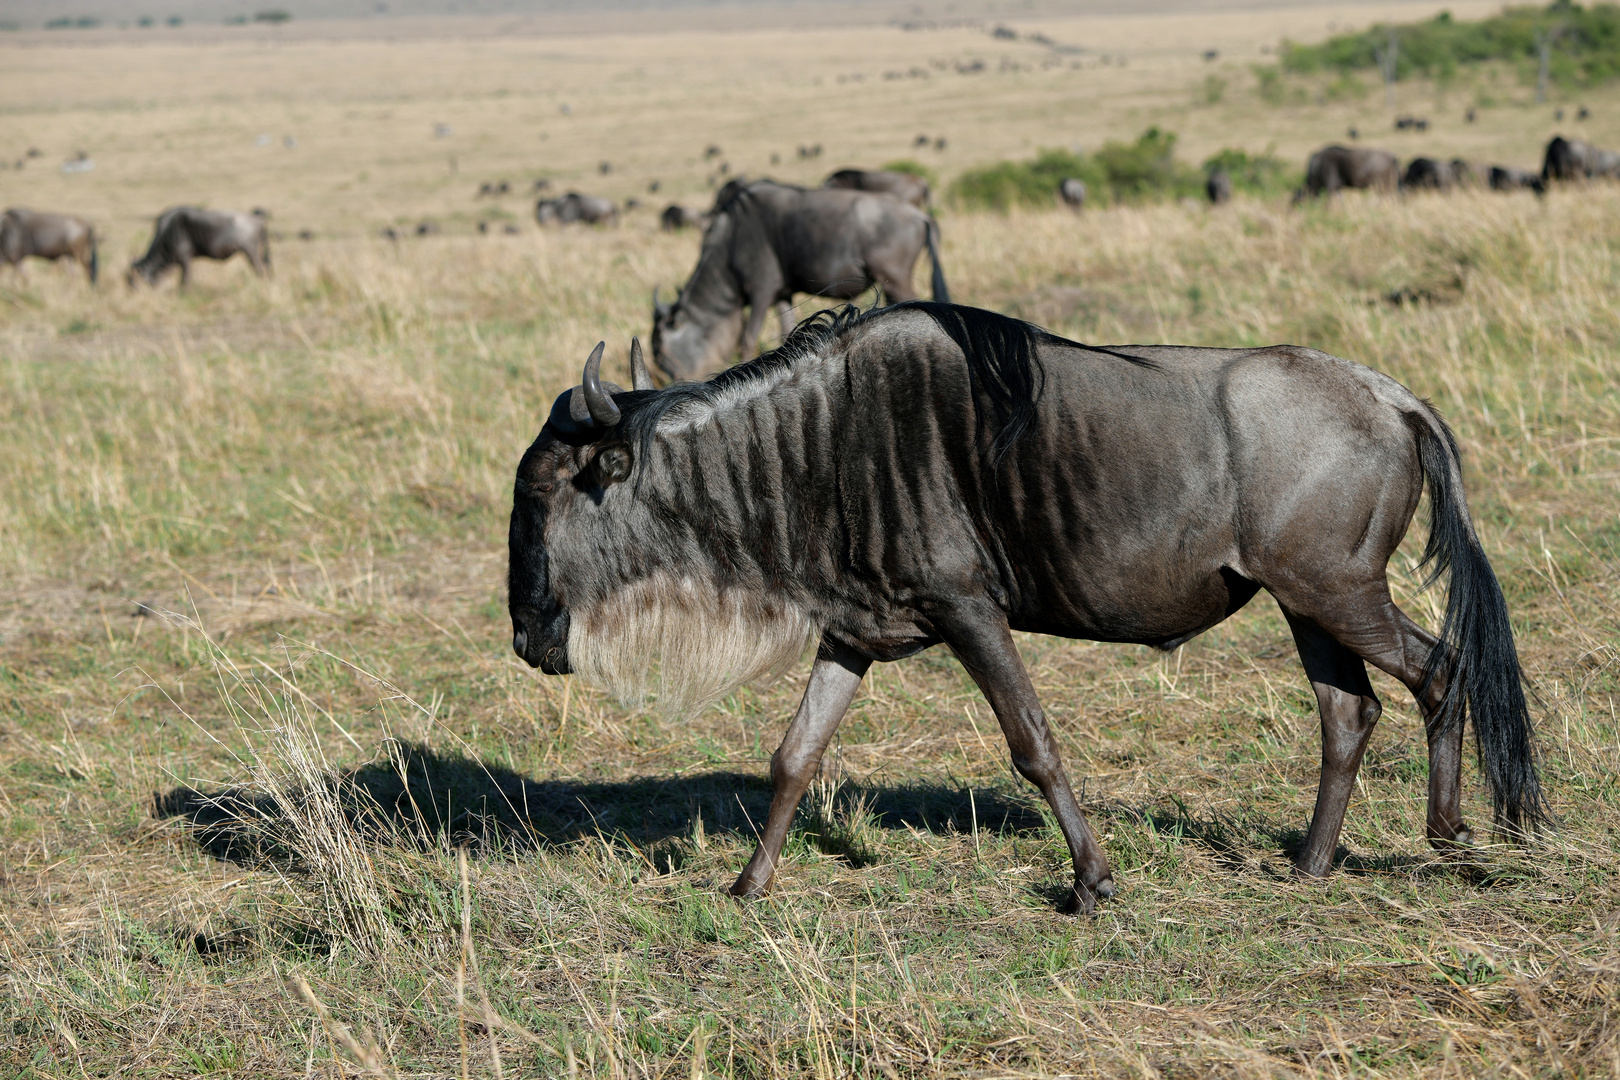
xmin=593 ymin=443 xmax=633 ymax=487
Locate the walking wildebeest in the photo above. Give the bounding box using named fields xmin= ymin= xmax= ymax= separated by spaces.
xmin=127 ymin=207 xmax=270 ymax=288
xmin=1297 ymin=145 xmax=1400 ymax=200
xmin=1205 ymin=168 xmax=1232 ymax=205
xmin=535 ymin=192 xmax=619 ymax=226
xmin=0 ymin=208 xmax=98 ymax=283
xmin=1490 ymin=166 xmax=1545 ymax=194
xmin=660 ymin=205 xmax=705 ymax=232
xmin=650 ymin=179 xmax=949 ymax=382
xmin=1401 ymin=157 xmax=1453 ymax=191
xmin=822 ymin=168 xmax=931 ymax=208
xmin=1542 ymin=135 xmax=1620 ymax=182
xmin=510 ymin=303 xmax=1547 ymax=914
xmin=1058 ymin=178 xmax=1087 ymax=209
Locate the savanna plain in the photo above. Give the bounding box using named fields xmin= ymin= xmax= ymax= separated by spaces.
xmin=4 ymin=2 xmax=1620 ymax=1076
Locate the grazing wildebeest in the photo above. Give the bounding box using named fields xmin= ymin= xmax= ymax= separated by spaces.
xmin=1542 ymin=135 xmax=1620 ymax=182
xmin=1058 ymin=178 xmax=1087 ymax=209
xmin=1490 ymin=166 xmax=1545 ymax=194
xmin=509 ymin=304 xmax=1547 ymax=913
xmin=660 ymin=204 xmax=704 ymax=231
xmin=823 ymin=168 xmax=931 ymax=208
xmin=1205 ymin=168 xmax=1232 ymax=204
xmin=535 ymin=192 xmax=619 ymax=226
xmin=0 ymin=208 xmax=98 ymax=283
xmin=650 ymin=179 xmax=949 ymax=381
xmin=1297 ymin=145 xmax=1400 ymax=199
xmin=1401 ymin=157 xmax=1452 ymax=191
xmin=127 ymin=207 xmax=270 ymax=288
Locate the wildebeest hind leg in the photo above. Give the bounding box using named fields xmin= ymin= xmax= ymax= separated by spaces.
xmin=937 ymin=605 xmax=1113 ymax=913
xmin=776 ymin=302 xmax=795 ymax=338
xmin=1285 ymin=597 xmax=1469 ymax=854
xmin=731 ymin=638 xmax=870 ymax=899
xmin=1284 ymin=610 xmax=1382 ymax=876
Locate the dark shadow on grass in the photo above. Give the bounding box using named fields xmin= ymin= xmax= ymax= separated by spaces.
xmin=152 ymin=740 xmax=1049 ymax=869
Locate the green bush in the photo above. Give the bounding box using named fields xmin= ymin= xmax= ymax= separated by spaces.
xmin=949 ymin=129 xmax=1203 ymax=211
xmin=879 ymin=159 xmax=938 ymax=184
xmin=1281 ymin=2 xmax=1620 ymax=89
xmin=1202 ymin=148 xmax=1298 ymax=196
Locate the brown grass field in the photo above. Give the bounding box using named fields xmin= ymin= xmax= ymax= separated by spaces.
xmin=4 ymin=2 xmax=1620 ymax=1076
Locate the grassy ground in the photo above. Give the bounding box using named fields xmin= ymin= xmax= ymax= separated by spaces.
xmin=5 ymin=5 xmax=1620 ymax=1077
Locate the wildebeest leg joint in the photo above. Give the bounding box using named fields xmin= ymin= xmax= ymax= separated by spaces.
xmin=730 ymin=637 xmax=870 ymax=899
xmin=939 ymin=606 xmax=1113 ymax=915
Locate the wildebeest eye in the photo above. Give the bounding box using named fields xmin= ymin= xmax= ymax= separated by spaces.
xmin=536 ymin=481 xmax=554 ymax=493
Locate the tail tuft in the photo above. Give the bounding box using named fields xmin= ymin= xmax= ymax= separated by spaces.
xmin=1414 ymin=412 xmax=1550 ymax=838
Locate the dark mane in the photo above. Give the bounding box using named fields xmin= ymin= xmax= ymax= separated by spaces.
xmin=620 ymin=301 xmax=1157 ymax=470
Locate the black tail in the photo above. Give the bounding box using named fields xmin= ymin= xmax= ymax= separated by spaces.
xmin=925 ymin=218 xmax=949 ymax=304
xmin=1414 ymin=410 xmax=1549 ymax=838
xmin=87 ymin=231 xmax=99 ymax=285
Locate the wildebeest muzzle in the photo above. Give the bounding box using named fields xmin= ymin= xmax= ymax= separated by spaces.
xmin=512 ymin=606 xmax=572 ymax=673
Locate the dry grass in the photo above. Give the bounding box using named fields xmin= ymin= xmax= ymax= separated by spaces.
xmin=5 ymin=6 xmax=1620 ymax=1077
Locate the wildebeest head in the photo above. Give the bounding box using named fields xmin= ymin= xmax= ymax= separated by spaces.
xmin=509 ymin=339 xmax=651 ymax=676
xmin=510 ymin=336 xmax=817 ymax=714
xmin=649 ymin=286 xmax=742 ymax=383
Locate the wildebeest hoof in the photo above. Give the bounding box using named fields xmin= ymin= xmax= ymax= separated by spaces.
xmin=1428 ymin=826 xmax=1474 ymax=853
xmin=728 ymin=875 xmax=770 ymax=900
xmin=1058 ymin=881 xmax=1105 ymax=916
xmin=1092 ymin=876 xmax=1116 ymax=900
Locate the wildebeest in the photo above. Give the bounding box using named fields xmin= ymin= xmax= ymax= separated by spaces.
xmin=0 ymin=208 xmax=98 ymax=283
xmin=823 ymin=168 xmax=930 ymax=208
xmin=127 ymin=207 xmax=270 ymax=288
xmin=1542 ymin=135 xmax=1620 ymax=182
xmin=660 ymin=204 xmax=705 ymax=231
xmin=1490 ymin=165 xmax=1545 ymax=194
xmin=509 ymin=303 xmax=1546 ymax=913
xmin=1297 ymin=145 xmax=1400 ymax=199
xmin=1205 ymin=168 xmax=1232 ymax=205
xmin=650 ymin=179 xmax=949 ymax=381
xmin=535 ymin=192 xmax=619 ymax=226
xmin=1058 ymin=178 xmax=1086 ymax=209
xmin=1401 ymin=157 xmax=1454 ymax=191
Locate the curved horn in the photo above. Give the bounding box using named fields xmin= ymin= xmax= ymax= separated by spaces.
xmin=629 ymin=337 xmax=653 ymax=391
xmin=581 ymin=341 xmax=621 ymax=426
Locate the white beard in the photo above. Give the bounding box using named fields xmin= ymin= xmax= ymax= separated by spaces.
xmin=566 ymin=573 xmax=819 ymax=718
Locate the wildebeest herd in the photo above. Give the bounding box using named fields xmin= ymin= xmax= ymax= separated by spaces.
xmin=11 ymin=133 xmax=1565 ymax=914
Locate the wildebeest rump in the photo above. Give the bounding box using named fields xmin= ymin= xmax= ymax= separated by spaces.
xmin=509 ymin=303 xmax=1546 ymax=914
xmin=1298 ymin=145 xmax=1400 ymax=198
xmin=1058 ymin=178 xmax=1087 ymax=209
xmin=660 ymin=204 xmax=705 ymax=231
xmin=651 ymin=179 xmax=949 ymax=381
xmin=822 ymin=168 xmax=931 ymax=208
xmin=128 ymin=207 xmax=270 ymax=288
xmin=1542 ymin=135 xmax=1620 ymax=182
xmin=535 ymin=192 xmax=619 ymax=226
xmin=0 ymin=208 xmax=98 ymax=283
xmin=1205 ymin=168 xmax=1232 ymax=204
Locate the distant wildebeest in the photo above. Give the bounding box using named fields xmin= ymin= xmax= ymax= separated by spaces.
xmin=1542 ymin=135 xmax=1620 ymax=182
xmin=0 ymin=208 xmax=98 ymax=283
xmin=535 ymin=192 xmax=619 ymax=226
xmin=1058 ymin=178 xmax=1087 ymax=209
xmin=1490 ymin=165 xmax=1545 ymax=194
xmin=1401 ymin=157 xmax=1453 ymax=191
xmin=477 ymin=180 xmax=511 ymax=198
xmin=1394 ymin=115 xmax=1429 ymax=132
xmin=510 ymin=304 xmax=1547 ymax=913
xmin=660 ymin=204 xmax=704 ymax=231
xmin=650 ymin=178 xmax=949 ymax=381
xmin=1297 ymin=145 xmax=1400 ymax=200
xmin=1205 ymin=168 xmax=1232 ymax=204
xmin=823 ymin=168 xmax=930 ymax=208
xmin=127 ymin=207 xmax=270 ymax=288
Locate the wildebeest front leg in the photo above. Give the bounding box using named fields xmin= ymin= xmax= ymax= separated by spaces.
xmin=738 ymin=297 xmax=773 ymax=359
xmin=937 ymin=607 xmax=1113 ymax=913
xmin=1285 ymin=611 xmax=1382 ymax=876
xmin=776 ymin=302 xmax=796 ymax=338
xmin=731 ymin=638 xmax=870 ymax=898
